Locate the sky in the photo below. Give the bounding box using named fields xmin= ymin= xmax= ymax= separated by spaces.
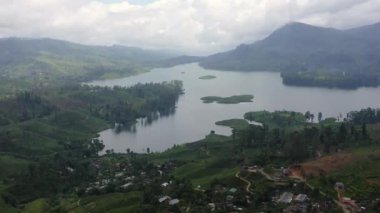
xmin=1 ymin=0 xmax=380 ymax=54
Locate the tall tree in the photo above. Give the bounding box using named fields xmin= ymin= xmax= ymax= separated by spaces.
xmin=318 ymin=112 xmax=323 ymax=123
xmin=305 ymin=111 xmax=311 ymax=122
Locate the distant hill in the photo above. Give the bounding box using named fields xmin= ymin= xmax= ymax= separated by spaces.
xmin=344 ymin=22 xmax=380 ymax=42
xmin=200 ymin=22 xmax=380 ymax=73
xmin=159 ymin=55 xmax=204 ymax=67
xmin=199 ymin=22 xmax=380 ymax=88
xmin=0 ymin=38 xmax=176 ymax=91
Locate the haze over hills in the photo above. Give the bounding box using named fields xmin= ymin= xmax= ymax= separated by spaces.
xmin=0 ymin=38 xmax=177 ymax=90
xmin=2 ymin=22 xmax=380 ymax=89
xmin=200 ymin=22 xmax=380 ymax=73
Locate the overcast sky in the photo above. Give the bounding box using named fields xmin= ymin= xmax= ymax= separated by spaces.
xmin=1 ymin=0 xmax=380 ymax=54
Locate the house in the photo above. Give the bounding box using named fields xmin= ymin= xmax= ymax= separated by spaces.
xmin=294 ymin=194 xmax=308 ymax=203
xmin=158 ymin=195 xmax=171 ymax=203
xmin=247 ymin=165 xmax=260 ymax=173
xmin=229 ymin=188 xmax=238 ymax=194
xmin=121 ymin=182 xmax=133 ymax=189
xmin=169 ymin=198 xmax=180 ymax=205
xmin=208 ymin=203 xmax=216 ymax=211
xmin=226 ymin=195 xmax=234 ymax=203
xmin=115 ymin=172 xmax=124 ymax=178
xmin=125 ymin=176 xmax=135 ymax=181
xmin=161 ymin=182 xmax=169 ymax=187
xmin=278 ymin=192 xmax=294 ymax=203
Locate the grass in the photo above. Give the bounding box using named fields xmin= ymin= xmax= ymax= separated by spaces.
xmin=0 ymin=154 xmax=31 ymax=179
xmin=174 ymin=161 xmax=239 ymax=187
xmin=0 ymin=198 xmax=17 ymax=213
xmin=67 ymin=192 xmax=143 ymax=213
xmin=21 ymin=199 xmax=49 ymax=213
xmin=201 ymin=95 xmax=254 ymax=104
xmin=152 ymin=134 xmax=240 ymax=187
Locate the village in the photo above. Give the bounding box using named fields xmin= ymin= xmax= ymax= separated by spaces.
xmin=73 ymin=153 xmax=377 ymax=212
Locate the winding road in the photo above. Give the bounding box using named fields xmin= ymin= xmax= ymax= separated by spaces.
xmin=235 ymin=171 xmax=253 ymax=194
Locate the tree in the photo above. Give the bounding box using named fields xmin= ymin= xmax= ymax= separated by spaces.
xmin=338 ymin=123 xmax=348 ymax=144
xmin=305 ymin=111 xmax=311 ymax=121
xmin=147 ymin=147 xmax=150 ymax=154
xmin=361 ymin=123 xmax=368 ymax=137
xmin=310 ymin=114 xmax=315 ymax=123
xmin=232 ymin=128 xmax=236 ymax=143
xmin=318 ymin=112 xmax=322 ymax=123
xmin=285 ymin=131 xmax=308 ymax=162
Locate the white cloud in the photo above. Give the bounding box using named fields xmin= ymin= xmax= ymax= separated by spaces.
xmin=0 ymin=0 xmax=379 ymax=54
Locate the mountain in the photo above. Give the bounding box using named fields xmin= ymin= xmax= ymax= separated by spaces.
xmin=200 ymin=22 xmax=380 ymax=74
xmin=0 ymin=38 xmax=176 ymax=90
xmin=159 ymin=55 xmax=204 ymax=67
xmin=345 ymin=22 xmax=380 ymax=42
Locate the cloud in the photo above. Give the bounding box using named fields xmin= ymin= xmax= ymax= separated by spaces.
xmin=1 ymin=0 xmax=380 ymax=54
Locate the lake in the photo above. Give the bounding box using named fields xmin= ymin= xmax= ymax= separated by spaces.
xmin=90 ymin=63 xmax=380 ymax=153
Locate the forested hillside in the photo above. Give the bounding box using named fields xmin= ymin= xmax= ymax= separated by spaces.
xmin=0 ymin=38 xmax=176 ymax=95
xmin=200 ymin=22 xmax=380 ymax=88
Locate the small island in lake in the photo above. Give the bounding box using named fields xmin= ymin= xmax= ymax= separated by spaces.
xmin=199 ymin=75 xmax=216 ymax=80
xmin=215 ymin=119 xmax=249 ymax=130
xmin=201 ymin=94 xmax=253 ymax=104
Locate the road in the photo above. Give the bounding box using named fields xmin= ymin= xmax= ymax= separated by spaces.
xmin=235 ymin=171 xmax=253 ymax=194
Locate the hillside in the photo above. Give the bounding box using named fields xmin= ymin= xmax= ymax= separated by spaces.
xmin=0 ymin=38 xmax=176 ymax=93
xmin=199 ymin=22 xmax=380 ymax=88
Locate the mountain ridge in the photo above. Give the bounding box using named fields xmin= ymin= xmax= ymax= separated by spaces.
xmin=200 ymin=22 xmax=380 ymax=73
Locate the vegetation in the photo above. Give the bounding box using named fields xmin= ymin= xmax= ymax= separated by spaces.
xmin=0 ymin=38 xmax=177 ymax=97
xmin=201 ymin=95 xmax=253 ymax=104
xmin=348 ymin=107 xmax=380 ymax=124
xmin=215 ymin=119 xmax=250 ymax=130
xmin=281 ymin=71 xmax=378 ymax=89
xmin=198 ymin=75 xmax=216 ymax=80
xmin=200 ymin=22 xmax=380 ymax=89
xmin=0 ymin=81 xmax=183 ymax=207
xmin=1 ymin=35 xmax=380 ymax=212
xmin=244 ymin=110 xmax=306 ymax=128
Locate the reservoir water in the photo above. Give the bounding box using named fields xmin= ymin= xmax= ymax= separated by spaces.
xmin=89 ymin=63 xmax=380 ymax=153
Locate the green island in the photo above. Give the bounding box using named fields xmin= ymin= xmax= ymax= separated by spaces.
xmin=198 ymin=75 xmax=216 ymax=80
xmin=201 ymin=94 xmax=254 ymax=104
xmin=281 ymin=71 xmax=379 ymax=89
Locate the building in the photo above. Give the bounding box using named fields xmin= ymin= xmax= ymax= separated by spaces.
xmin=169 ymin=198 xmax=180 ymax=205
xmin=294 ymin=194 xmax=308 ymax=203
xmin=158 ymin=196 xmax=171 ymax=203
xmin=278 ymin=192 xmax=294 ymax=203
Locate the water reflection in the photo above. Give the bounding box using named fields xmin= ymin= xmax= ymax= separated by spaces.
xmin=113 ymin=106 xmax=177 ymax=134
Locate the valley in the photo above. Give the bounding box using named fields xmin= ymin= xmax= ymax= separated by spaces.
xmin=0 ymin=20 xmax=380 ymax=213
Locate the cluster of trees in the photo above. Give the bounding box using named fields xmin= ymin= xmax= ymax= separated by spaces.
xmin=348 ymin=107 xmax=380 ymax=124
xmin=233 ymin=109 xmax=375 ymax=163
xmin=73 ymin=81 xmax=183 ymax=125
xmin=281 ymin=72 xmax=379 ymax=89
xmin=0 ymin=91 xmax=54 ymax=122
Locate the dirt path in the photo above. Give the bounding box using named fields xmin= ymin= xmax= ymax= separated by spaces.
xmin=258 ymin=169 xmax=274 ymax=181
xmin=235 ymin=171 xmax=252 ymax=194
